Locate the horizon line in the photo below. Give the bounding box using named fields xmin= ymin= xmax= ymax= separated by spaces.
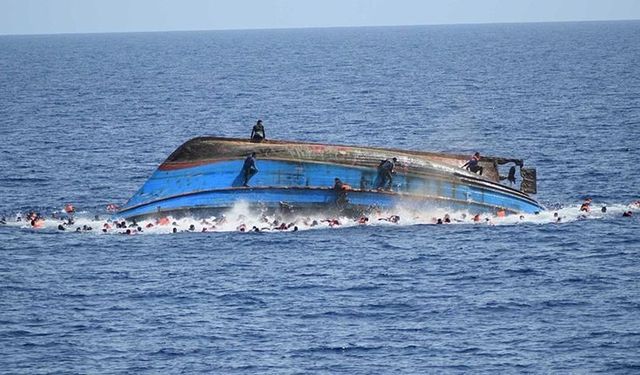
xmin=1 ymin=17 xmax=639 ymax=37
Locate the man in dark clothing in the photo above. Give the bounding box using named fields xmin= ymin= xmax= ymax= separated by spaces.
xmin=377 ymin=157 xmax=397 ymax=190
xmin=242 ymin=152 xmax=258 ymax=187
xmin=462 ymin=152 xmax=483 ymax=175
xmin=250 ymin=120 xmax=265 ymax=142
xmin=333 ymin=177 xmax=349 ymax=208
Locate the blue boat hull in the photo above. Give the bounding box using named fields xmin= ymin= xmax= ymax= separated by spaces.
xmin=117 ymin=152 xmax=543 ymax=219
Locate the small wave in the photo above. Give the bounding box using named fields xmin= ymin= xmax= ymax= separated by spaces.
xmin=560 ymin=275 xmax=617 ymax=285
xmin=282 ymin=283 xmax=324 ymax=291
xmin=505 ymin=267 xmax=542 ymax=275
xmin=542 ymin=299 xmax=590 ymax=308
xmin=604 ymin=362 xmax=640 ymax=371
xmin=217 ymin=293 xmax=267 ymax=307
xmin=149 ymin=347 xmax=202 ymax=357
xmin=456 ymin=346 xmax=483 ymax=354
xmin=0 ymin=329 xmax=42 ymax=338
xmin=337 ymin=284 xmax=382 ymax=292
xmin=479 ymin=301 xmax=532 ymax=312
xmin=293 ymin=344 xmax=384 ymax=354
xmin=360 ymin=302 xmax=415 ymax=311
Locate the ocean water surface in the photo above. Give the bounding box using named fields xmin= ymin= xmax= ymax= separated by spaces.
xmin=1 ymin=21 xmax=640 ymax=373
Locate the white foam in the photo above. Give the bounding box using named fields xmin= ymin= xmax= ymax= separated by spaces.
xmin=1 ymin=201 xmax=637 ymax=235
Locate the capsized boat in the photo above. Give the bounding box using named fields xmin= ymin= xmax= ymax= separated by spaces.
xmin=116 ymin=137 xmax=542 ymax=219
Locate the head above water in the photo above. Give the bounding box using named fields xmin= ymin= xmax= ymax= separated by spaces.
xmin=257 ymin=119 xmax=262 ymax=124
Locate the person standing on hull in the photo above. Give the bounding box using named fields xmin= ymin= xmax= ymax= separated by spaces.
xmin=376 ymin=157 xmax=397 ymax=190
xmin=250 ymin=119 xmax=266 ymax=142
xmin=462 ymin=152 xmax=483 ymax=175
xmin=242 ymin=152 xmax=258 ymax=187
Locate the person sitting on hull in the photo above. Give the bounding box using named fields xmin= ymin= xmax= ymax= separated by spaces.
xmin=333 ymin=177 xmax=350 ymax=209
xmin=376 ymin=157 xmax=397 ymax=190
xmin=462 ymin=152 xmax=483 ymax=175
xmin=242 ymin=152 xmax=258 ymax=187
xmin=250 ymin=119 xmax=266 ymax=142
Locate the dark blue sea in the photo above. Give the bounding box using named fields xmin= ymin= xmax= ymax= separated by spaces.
xmin=1 ymin=21 xmax=640 ymax=373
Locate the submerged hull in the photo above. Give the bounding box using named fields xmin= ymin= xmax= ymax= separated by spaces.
xmin=117 ymin=137 xmax=543 ymax=219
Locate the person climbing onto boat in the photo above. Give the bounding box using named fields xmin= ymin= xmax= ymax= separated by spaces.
xmin=333 ymin=177 xmax=349 ymax=208
xmin=250 ymin=119 xmax=265 ymax=142
xmin=462 ymin=152 xmax=483 ymax=175
xmin=500 ymin=166 xmax=517 ymax=185
xmin=376 ymin=157 xmax=397 ymax=190
xmin=242 ymin=152 xmax=258 ymax=187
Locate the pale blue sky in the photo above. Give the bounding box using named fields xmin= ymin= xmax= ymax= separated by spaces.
xmin=1 ymin=0 xmax=639 ymax=35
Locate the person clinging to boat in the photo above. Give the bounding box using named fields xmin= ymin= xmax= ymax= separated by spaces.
xmin=242 ymin=152 xmax=258 ymax=187
xmin=462 ymin=152 xmax=483 ymax=175
xmin=376 ymin=157 xmax=397 ymax=190
xmin=250 ymin=119 xmax=266 ymax=142
xmin=333 ymin=177 xmax=350 ymax=208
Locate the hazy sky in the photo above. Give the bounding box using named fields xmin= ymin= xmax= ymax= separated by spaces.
xmin=1 ymin=0 xmax=639 ymax=35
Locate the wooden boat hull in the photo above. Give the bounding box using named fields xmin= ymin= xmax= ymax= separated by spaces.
xmin=116 ymin=137 xmax=543 ymax=219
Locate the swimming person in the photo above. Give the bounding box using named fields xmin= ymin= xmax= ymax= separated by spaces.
xmin=376 ymin=157 xmax=397 ymax=190
xmin=462 ymin=152 xmax=483 ymax=175
xmin=357 ymin=216 xmax=369 ymax=224
xmin=580 ymin=198 xmax=592 ymax=212
xmin=242 ymin=152 xmax=258 ymax=187
xmin=250 ymin=119 xmax=265 ymax=142
xmin=378 ymin=215 xmax=400 ymax=223
xmin=64 ymin=203 xmax=75 ymax=214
